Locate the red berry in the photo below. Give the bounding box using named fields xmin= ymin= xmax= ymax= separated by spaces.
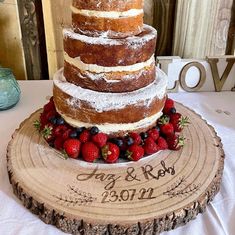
xmin=54 ymin=137 xmax=64 ymax=151
xmin=143 ymin=137 xmax=159 ymax=155
xmin=127 ymin=145 xmax=144 ymax=161
xmin=62 ymin=129 xmax=72 ymax=141
xmin=160 ymin=123 xmax=174 ymax=136
xmin=147 ymin=129 xmax=159 ymax=141
xmin=129 ymin=132 xmax=142 ymax=145
xmin=64 ymin=139 xmax=81 ymax=159
xmin=53 ymin=125 xmax=68 ymax=137
xmin=82 ymin=142 xmax=100 ymax=162
xmin=43 ymin=100 xmax=55 ymax=113
xmin=163 ymin=98 xmax=175 ymax=114
xmin=166 ymin=134 xmax=185 ymax=151
xmin=79 ymin=130 xmax=91 ymax=143
xmin=45 ymin=110 xmax=57 ymax=121
xmin=102 ymin=143 xmax=120 ymax=164
xmin=156 ymin=137 xmax=168 ymax=150
xmin=170 ymin=113 xmax=190 ymax=132
xmin=40 ymin=113 xmax=49 ymax=130
xmin=92 ymin=133 xmax=108 ymax=148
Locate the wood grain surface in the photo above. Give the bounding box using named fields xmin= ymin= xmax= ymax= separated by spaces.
xmin=7 ymin=103 xmax=224 ymax=234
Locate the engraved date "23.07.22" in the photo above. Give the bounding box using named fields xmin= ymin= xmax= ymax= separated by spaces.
xmin=101 ymin=188 xmax=155 ymax=204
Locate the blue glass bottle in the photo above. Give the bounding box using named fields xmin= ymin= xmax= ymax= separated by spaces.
xmin=0 ymin=68 xmax=21 ymax=110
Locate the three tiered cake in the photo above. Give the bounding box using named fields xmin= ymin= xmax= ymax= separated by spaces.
xmin=53 ymin=0 xmax=168 ymax=137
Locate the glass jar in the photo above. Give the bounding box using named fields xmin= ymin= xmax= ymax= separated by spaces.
xmin=0 ymin=68 xmax=21 ymax=110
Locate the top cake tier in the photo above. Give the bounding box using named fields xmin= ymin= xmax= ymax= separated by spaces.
xmin=72 ymin=0 xmax=144 ymax=38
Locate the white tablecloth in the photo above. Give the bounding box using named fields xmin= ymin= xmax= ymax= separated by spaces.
xmin=0 ymin=81 xmax=235 ymax=235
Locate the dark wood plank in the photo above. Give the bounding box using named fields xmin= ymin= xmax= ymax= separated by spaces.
xmin=17 ymin=0 xmax=48 ymax=80
xmin=153 ymin=0 xmax=176 ymax=56
xmin=226 ymin=0 xmax=235 ymax=55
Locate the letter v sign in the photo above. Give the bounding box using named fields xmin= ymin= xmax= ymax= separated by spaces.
xmin=207 ymin=57 xmax=235 ymax=92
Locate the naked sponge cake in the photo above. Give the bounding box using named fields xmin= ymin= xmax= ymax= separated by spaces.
xmin=53 ymin=0 xmax=168 ymax=137
xmin=34 ymin=0 xmax=189 ymax=163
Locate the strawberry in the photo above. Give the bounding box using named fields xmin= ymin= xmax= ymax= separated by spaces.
xmin=64 ymin=139 xmax=81 ymax=159
xmin=126 ymin=145 xmax=144 ymax=161
xmin=129 ymin=132 xmax=142 ymax=145
xmin=40 ymin=113 xmax=49 ymax=130
xmin=170 ymin=113 xmax=190 ymax=132
xmin=156 ymin=137 xmax=168 ymax=150
xmin=45 ymin=110 xmax=57 ymax=121
xmin=147 ymin=129 xmax=159 ymax=141
xmin=102 ymin=143 xmax=120 ymax=163
xmin=158 ymin=115 xmax=174 ymax=136
xmin=62 ymin=129 xmax=72 ymax=141
xmin=163 ymin=98 xmax=175 ymax=114
xmin=43 ymin=100 xmax=55 ymax=113
xmin=79 ymin=130 xmax=91 ymax=143
xmin=166 ymin=134 xmax=185 ymax=151
xmin=42 ymin=124 xmax=54 ymax=142
xmin=53 ymin=125 xmax=67 ymax=137
xmin=92 ymin=133 xmax=108 ymax=148
xmin=54 ymin=137 xmax=64 ymax=151
xmin=82 ymin=142 xmax=100 ymax=162
xmin=143 ymin=137 xmax=159 ymax=155
xmin=160 ymin=123 xmax=174 ymax=136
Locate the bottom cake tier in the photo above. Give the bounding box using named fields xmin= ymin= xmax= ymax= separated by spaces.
xmin=53 ymin=67 xmax=168 ymax=137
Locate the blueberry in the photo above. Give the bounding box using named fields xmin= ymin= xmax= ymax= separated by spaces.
xmin=112 ymin=138 xmax=124 ymax=147
xmin=76 ymin=127 xmax=86 ymax=135
xmin=49 ymin=117 xmax=57 ymax=125
xmin=140 ymin=132 xmax=148 ymax=140
xmin=170 ymin=107 xmax=176 ymax=114
xmin=56 ymin=117 xmax=65 ymax=125
xmin=69 ymin=131 xmax=78 ymax=139
xmin=126 ymin=137 xmax=134 ymax=146
xmin=90 ymin=126 xmax=99 ymax=135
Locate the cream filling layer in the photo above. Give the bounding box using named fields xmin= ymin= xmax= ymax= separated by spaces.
xmin=57 ymin=110 xmax=162 ymax=134
xmin=64 ymin=52 xmax=155 ymax=73
xmin=71 ymin=6 xmax=143 ymax=18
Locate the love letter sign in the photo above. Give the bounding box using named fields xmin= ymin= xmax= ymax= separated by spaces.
xmin=157 ymin=56 xmax=235 ymax=92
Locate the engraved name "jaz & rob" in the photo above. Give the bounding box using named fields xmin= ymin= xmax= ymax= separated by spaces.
xmin=76 ymin=160 xmax=175 ymax=190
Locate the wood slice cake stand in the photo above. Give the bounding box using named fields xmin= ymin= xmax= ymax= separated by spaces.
xmin=7 ymin=103 xmax=224 ymax=235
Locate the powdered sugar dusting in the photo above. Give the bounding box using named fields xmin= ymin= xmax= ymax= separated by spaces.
xmin=54 ymin=67 xmax=167 ymax=112
xmin=64 ymin=24 xmax=157 ymax=46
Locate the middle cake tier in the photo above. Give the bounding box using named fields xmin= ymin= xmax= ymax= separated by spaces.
xmin=53 ymin=67 xmax=167 ymax=137
xmin=63 ymin=24 xmax=157 ymax=93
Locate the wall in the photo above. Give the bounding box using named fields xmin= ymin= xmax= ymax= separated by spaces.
xmin=0 ymin=0 xmax=26 ymax=80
